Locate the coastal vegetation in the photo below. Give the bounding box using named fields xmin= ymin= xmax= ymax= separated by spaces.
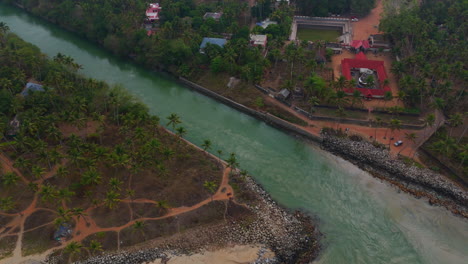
xmin=0 ymin=28 xmax=221 ymax=259
xmin=380 ymin=0 xmax=467 ymax=180
xmin=0 ymin=25 xmax=319 ymax=263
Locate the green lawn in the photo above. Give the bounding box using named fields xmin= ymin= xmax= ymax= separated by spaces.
xmin=297 ymin=28 xmax=341 ymax=42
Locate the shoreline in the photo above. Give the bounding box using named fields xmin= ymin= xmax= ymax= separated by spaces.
xmin=321 ymin=133 xmax=468 ymax=218
xmin=46 ymin=170 xmax=321 ymax=264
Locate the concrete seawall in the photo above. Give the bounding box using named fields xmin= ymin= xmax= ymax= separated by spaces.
xmin=178 ymin=77 xmax=322 ymax=144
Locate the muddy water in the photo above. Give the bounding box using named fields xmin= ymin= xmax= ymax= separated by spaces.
xmin=1 ymin=4 xmax=467 ymax=264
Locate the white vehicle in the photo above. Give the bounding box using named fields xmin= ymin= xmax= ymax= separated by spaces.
xmin=394 ymin=140 xmax=403 ymax=147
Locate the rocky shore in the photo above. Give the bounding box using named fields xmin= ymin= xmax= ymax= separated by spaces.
xmin=44 ymin=172 xmax=320 ymax=264
xmin=321 ymin=133 xmax=468 ymax=218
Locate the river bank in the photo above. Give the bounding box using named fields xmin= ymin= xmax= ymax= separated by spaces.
xmin=4 ymin=0 xmax=466 ymax=222
xmin=43 ymin=171 xmax=320 ymax=264
xmin=321 ymin=133 xmax=468 ymax=218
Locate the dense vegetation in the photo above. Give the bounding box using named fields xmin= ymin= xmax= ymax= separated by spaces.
xmin=294 ymin=0 xmax=376 ymax=16
xmin=380 ymin=0 xmax=466 ymax=113
xmin=380 ymin=0 xmax=467 ymax=178
xmin=3 ymin=0 xmax=293 ymax=83
xmin=0 ymin=25 xmax=225 ymax=259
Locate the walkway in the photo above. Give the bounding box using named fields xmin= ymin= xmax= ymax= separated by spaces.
xmin=0 ymin=148 xmax=235 ymax=264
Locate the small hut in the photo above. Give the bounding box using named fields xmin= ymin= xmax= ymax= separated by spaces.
xmin=53 ymin=224 xmax=72 ymax=242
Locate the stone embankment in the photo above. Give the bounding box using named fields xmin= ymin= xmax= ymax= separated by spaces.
xmin=46 ymin=174 xmax=319 ymax=264
xmin=321 ymin=133 xmax=468 ymax=217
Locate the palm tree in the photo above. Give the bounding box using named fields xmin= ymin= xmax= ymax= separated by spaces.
xmin=56 ymin=166 xmax=69 ymax=178
xmin=166 ymin=113 xmax=181 ymax=131
xmin=201 ymin=139 xmax=212 ymax=152
xmin=109 ymin=177 xmax=123 ymax=191
xmin=71 ymin=207 xmax=88 ymax=223
xmin=381 ymin=91 xmax=393 ymax=110
xmin=0 ymin=197 xmax=15 ymax=212
xmin=351 ymin=90 xmax=362 ymax=108
xmin=57 ymin=188 xmax=75 ymax=204
xmin=374 ymin=117 xmax=382 ymax=140
xmin=335 ymin=76 xmax=347 ymax=91
xmin=203 ymin=181 xmax=218 ymax=202
xmin=155 ymin=200 xmax=170 ymax=215
xmin=132 ymin=220 xmax=146 ymax=239
xmin=401 ymin=132 xmax=417 ymax=155
xmin=175 ymin=126 xmax=187 ymax=139
xmin=57 ymin=207 xmax=72 ymax=221
xmin=389 ymin=119 xmax=402 ymax=147
xmin=0 ymin=22 xmax=9 ymax=46
xmin=39 ymin=184 xmax=58 ymax=203
xmin=226 ymin=152 xmax=239 ymax=171
xmin=1 ymin=172 xmax=19 ymax=186
xmin=458 ymin=144 xmax=468 ymax=168
xmin=104 ymin=190 xmax=120 ymax=209
xmin=88 ymin=240 xmax=103 ymax=255
xmin=309 ymin=96 xmax=320 ymax=113
xmin=32 ymin=165 xmax=46 ymax=180
xmin=81 ymin=168 xmax=102 ymax=186
xmin=448 ymin=113 xmax=463 ymax=136
xmin=162 ymin=147 xmax=175 ymax=160
xmin=64 ymin=241 xmax=82 ymax=262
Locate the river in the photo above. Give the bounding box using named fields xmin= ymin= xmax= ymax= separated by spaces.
xmin=1 ymin=4 xmax=467 ymax=264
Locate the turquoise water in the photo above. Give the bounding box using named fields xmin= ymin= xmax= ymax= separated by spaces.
xmin=0 ymin=4 xmax=467 ymax=264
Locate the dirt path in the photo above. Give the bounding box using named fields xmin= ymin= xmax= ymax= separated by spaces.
xmin=352 ymin=0 xmax=383 ymax=40
xmin=0 ymin=153 xmax=29 ymax=185
xmin=264 ymin=96 xmax=437 ymax=160
xmin=0 ymin=149 xmax=235 ymax=264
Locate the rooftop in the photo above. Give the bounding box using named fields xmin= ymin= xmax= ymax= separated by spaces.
xmin=21 ymin=82 xmax=44 ymax=97
xmin=203 ymin=12 xmax=222 ymax=20
xmin=341 ymin=52 xmax=391 ymax=97
xmin=256 ymin=19 xmax=278 ymax=29
xmin=146 ymin=3 xmax=162 ymax=21
xmin=250 ymin=34 xmax=268 ymax=46
xmin=199 ymin=38 xmax=227 ymax=52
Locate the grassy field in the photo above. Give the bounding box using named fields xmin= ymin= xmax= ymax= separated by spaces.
xmin=297 ymin=28 xmax=341 ymax=42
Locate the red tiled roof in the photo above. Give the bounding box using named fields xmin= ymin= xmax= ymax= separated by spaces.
xmin=351 ymin=40 xmax=370 ymax=49
xmin=351 ymin=40 xmax=362 ymax=49
xmin=362 ymin=40 xmax=370 ymax=49
xmin=341 ymin=53 xmax=390 ymax=97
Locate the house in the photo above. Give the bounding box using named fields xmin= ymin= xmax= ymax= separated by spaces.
xmin=6 ymin=115 xmax=20 ymax=137
xmin=203 ymin=12 xmax=222 ymax=21
xmin=250 ymin=34 xmax=268 ymax=47
xmin=146 ymin=3 xmax=162 ymax=22
xmin=368 ymin=34 xmax=391 ymax=49
xmin=350 ymin=40 xmax=370 ymax=53
xmin=199 ymin=38 xmax=227 ymax=53
xmin=53 ymin=224 xmax=72 ymax=242
xmin=21 ymin=82 xmax=44 ymax=97
xmin=256 ymin=19 xmax=278 ymax=29
xmin=276 ymin=89 xmax=290 ymax=100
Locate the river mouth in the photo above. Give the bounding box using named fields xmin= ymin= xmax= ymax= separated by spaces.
xmin=1 ymin=3 xmax=467 ymax=264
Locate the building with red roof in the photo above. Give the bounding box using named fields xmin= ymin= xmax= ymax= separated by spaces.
xmin=341 ymin=52 xmax=391 ymax=98
xmin=350 ymin=40 xmax=370 ymax=53
xmin=146 ymin=3 xmax=161 ymax=22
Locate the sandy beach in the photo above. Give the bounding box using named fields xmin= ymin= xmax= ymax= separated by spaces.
xmin=148 ymin=245 xmax=274 ymax=264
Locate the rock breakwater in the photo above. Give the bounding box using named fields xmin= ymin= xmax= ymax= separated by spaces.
xmin=321 ymin=134 xmax=468 ymax=217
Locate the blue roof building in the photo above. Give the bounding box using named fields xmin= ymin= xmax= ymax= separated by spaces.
xmin=199 ymin=38 xmax=227 ymax=53
xmin=21 ymin=83 xmax=44 ymax=97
